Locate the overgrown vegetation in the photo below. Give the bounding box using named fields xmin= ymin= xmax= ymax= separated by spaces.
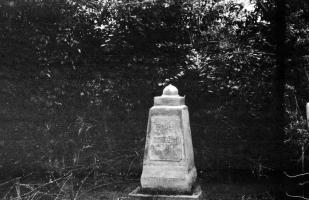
xmin=0 ymin=0 xmax=309 ymax=199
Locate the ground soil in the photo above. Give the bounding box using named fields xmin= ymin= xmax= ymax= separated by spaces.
xmin=79 ymin=178 xmax=282 ymax=200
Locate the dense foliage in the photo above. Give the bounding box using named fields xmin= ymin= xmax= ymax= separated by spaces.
xmin=0 ymin=0 xmax=309 ymax=184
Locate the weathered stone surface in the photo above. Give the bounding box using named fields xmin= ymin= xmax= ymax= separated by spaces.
xmin=140 ymin=84 xmax=197 ymax=193
xmin=148 ymin=115 xmax=182 ymax=161
xmin=129 ymin=184 xmax=203 ymax=200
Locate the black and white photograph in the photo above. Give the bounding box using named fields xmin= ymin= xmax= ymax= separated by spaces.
xmin=0 ymin=0 xmax=308 ymax=199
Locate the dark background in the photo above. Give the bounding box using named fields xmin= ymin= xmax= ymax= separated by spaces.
xmin=0 ymin=0 xmax=309 ymax=199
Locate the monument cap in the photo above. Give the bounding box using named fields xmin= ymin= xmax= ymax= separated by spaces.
xmin=154 ymin=84 xmax=185 ymax=106
xmin=162 ymin=84 xmax=179 ymax=96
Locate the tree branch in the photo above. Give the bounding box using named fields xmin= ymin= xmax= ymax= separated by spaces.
xmin=286 ymin=193 xmax=309 ymax=200
xmin=284 ymin=171 xmax=309 ymax=178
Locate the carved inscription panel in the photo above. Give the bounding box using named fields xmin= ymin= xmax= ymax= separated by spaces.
xmin=148 ymin=115 xmax=183 ymax=161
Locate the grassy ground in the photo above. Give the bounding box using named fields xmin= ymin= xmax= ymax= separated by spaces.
xmin=0 ymin=170 xmax=285 ymax=200
xmin=79 ymin=178 xmax=280 ymax=200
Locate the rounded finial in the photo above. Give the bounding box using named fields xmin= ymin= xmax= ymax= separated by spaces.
xmin=162 ymin=84 xmax=178 ymax=96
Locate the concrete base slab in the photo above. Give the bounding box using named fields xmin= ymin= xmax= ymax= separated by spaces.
xmin=128 ymin=184 xmax=203 ymax=200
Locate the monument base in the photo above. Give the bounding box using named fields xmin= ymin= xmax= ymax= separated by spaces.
xmin=141 ymin=166 xmax=197 ymax=192
xmin=128 ymin=184 xmax=203 ymax=200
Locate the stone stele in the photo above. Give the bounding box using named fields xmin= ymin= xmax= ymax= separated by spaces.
xmin=140 ymin=84 xmax=197 ymax=193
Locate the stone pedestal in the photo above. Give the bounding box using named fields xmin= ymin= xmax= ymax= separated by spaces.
xmin=140 ymin=84 xmax=197 ymax=193
xmin=129 ymin=184 xmax=203 ymax=200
